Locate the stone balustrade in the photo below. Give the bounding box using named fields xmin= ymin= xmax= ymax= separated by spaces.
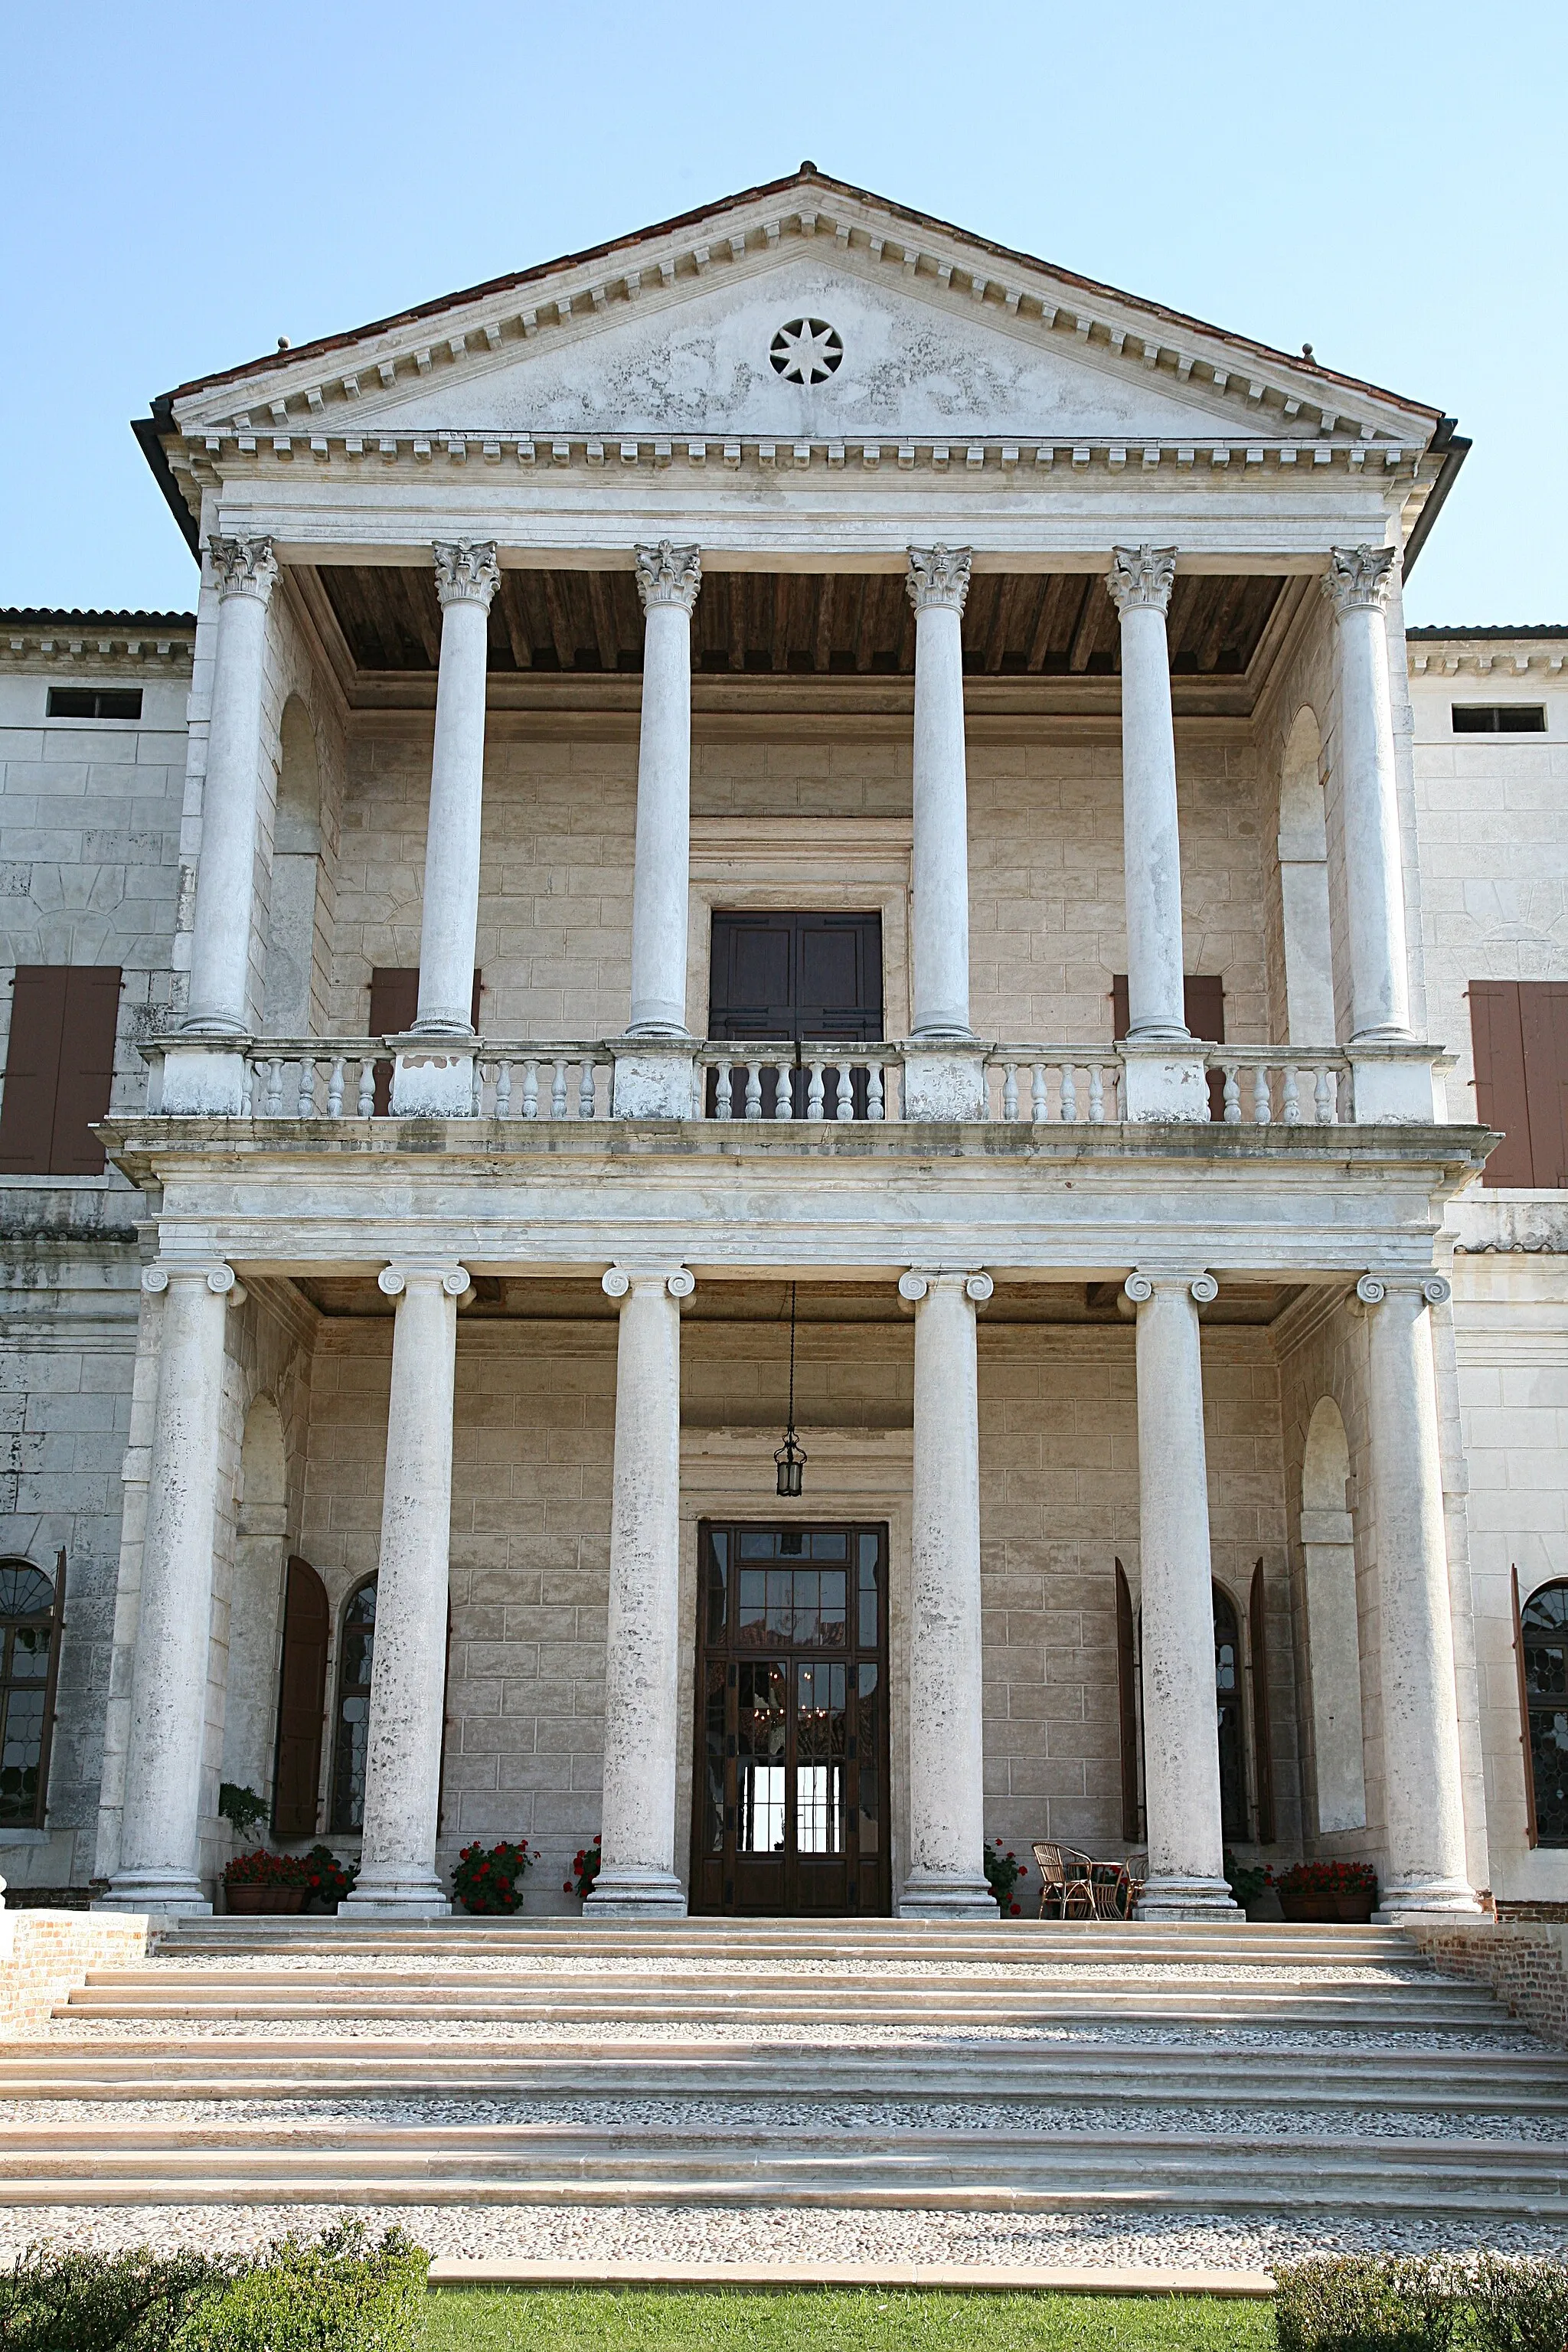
xmin=695 ymin=1043 xmax=900 ymax=1122
xmin=985 ymin=1050 xmax=1125 ymax=1123
xmin=1206 ymin=1047 xmax=1351 ymax=1126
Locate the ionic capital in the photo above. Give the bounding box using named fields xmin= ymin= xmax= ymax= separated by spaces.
xmin=1324 ymin=544 xmax=1396 ymax=618
xmin=634 ymin=542 xmax=702 ymax=614
xmin=142 ymin=1259 xmax=243 ymax=1303
xmin=898 ymin=1268 xmax=992 ymax=1304
xmin=1106 ymin=544 xmax=1177 ymax=617
xmin=905 ymin=545 xmax=972 ymax=616
xmin=603 ymin=1263 xmax=695 ymax=1300
xmin=432 ymin=541 xmax=500 ymax=609
xmin=208 ymin=535 xmax=277 ymax=604
xmin=1124 ymin=1269 xmax=1217 ymax=1306
xmin=1354 ymin=1271 xmax=1450 ymax=1309
xmin=378 ymin=1262 xmax=472 ymax=1298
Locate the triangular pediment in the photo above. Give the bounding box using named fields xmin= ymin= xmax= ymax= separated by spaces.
xmin=162 ymin=172 xmax=1439 ymax=453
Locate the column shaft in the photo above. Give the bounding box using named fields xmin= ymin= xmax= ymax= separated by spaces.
xmin=107 ymin=1263 xmax=236 ymax=1913
xmin=907 ymin=548 xmax=973 ymax=1040
xmin=1109 ymin=547 xmax=1187 ymax=1041
xmin=587 ymin=1265 xmax=691 ymax=1916
xmin=628 ymin=545 xmax=701 ymax=1037
xmin=345 ymin=1263 xmax=467 ymax=1913
xmin=185 ymin=539 xmax=276 ymax=1035
xmin=1360 ymin=1274 xmax=1479 ymax=1913
xmin=897 ymin=1269 xmax=995 ymax=1919
xmin=1328 ymin=548 xmax=1413 ymax=1041
xmin=413 ymin=544 xmax=498 ymax=1036
xmin=1127 ymin=1271 xmax=1236 ymax=1918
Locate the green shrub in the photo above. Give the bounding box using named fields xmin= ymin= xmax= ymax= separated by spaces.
xmin=1275 ymin=2256 xmax=1456 ymax=2352
xmin=0 ymin=2243 xmax=224 ymax=2350
xmin=1468 ymin=2254 xmax=1568 ymax=2352
xmin=173 ymin=2222 xmax=427 ymax=2350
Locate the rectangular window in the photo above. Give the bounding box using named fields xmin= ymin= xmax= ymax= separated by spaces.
xmin=45 ymin=687 xmax=143 ymax=721
xmin=1470 ymin=979 xmax=1568 ymax=1187
xmin=1452 ymin=704 xmax=1547 ymax=734
xmin=0 ymin=967 xmax=122 ymax=1175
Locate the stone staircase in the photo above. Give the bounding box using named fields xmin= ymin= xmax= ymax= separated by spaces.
xmin=2 ymin=1918 xmax=1564 ymax=2220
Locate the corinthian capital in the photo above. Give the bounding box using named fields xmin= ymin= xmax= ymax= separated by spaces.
xmin=1324 ymin=544 xmax=1396 ymax=617
xmin=1106 ymin=544 xmax=1177 ymax=617
xmin=208 ymin=535 xmax=277 ymax=603
xmin=905 ymin=545 xmax=972 ymax=616
xmin=432 ymin=541 xmax=500 ymax=609
xmin=634 ymin=542 xmax=703 ymax=614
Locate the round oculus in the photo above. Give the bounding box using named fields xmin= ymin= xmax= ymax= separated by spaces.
xmin=769 ymin=318 xmax=843 ymax=384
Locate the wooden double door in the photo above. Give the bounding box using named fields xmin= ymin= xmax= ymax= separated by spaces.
xmin=691 ymin=1522 xmax=890 ymax=1916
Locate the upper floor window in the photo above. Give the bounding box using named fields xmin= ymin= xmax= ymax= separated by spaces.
xmin=0 ymin=966 xmax=122 ymax=1176
xmin=0 ymin=1558 xmax=63 ymax=1828
xmin=1470 ymin=981 xmax=1568 ymax=1187
xmin=1452 ymin=704 xmax=1547 ymax=734
xmin=45 ymin=687 xmax=142 ymax=721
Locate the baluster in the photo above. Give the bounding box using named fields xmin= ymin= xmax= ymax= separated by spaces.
xmin=1252 ymin=1065 xmax=1272 ymax=1125
xmin=692 ymin=1067 xmax=705 ymax=1119
xmin=1031 ymin=1064 xmax=1048 ymax=1123
xmin=472 ymin=1059 xmax=485 ymax=1116
xmin=579 ymin=1059 xmax=597 ymax=1119
xmin=521 ymin=1060 xmax=539 ymax=1119
xmin=744 ymin=1061 xmax=763 ymax=1120
xmin=835 ymin=1066 xmax=854 ymax=1121
xmin=714 ymin=1057 xmax=733 ymax=1120
xmin=1315 ymin=1064 xmax=1335 ymax=1125
xmin=240 ymin=1062 xmax=254 ymax=1116
xmin=867 ymin=1062 xmax=884 ymax=1122
xmin=1221 ymin=1063 xmax=1242 ymax=1125
xmin=1282 ymin=1065 xmax=1302 ymax=1125
xmin=296 ymin=1057 xmax=317 ymax=1116
xmin=1088 ymin=1064 xmax=1105 ymax=1123
xmin=1001 ymin=1062 xmax=1018 ymax=1122
xmin=1060 ymin=1063 xmax=1079 ymax=1122
xmin=550 ymin=1059 xmax=569 ymax=1117
xmin=495 ymin=1060 xmax=512 ymax=1118
xmin=807 ymin=1060 xmax=825 ymax=1122
xmin=773 ymin=1060 xmax=793 ymax=1120
xmin=327 ymin=1057 xmax=345 ymax=1117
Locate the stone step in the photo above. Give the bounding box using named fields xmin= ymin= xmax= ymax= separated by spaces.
xmin=0 ymin=2122 xmax=1560 ymax=2218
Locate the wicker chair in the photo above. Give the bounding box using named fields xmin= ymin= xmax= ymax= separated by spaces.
xmin=1031 ymin=1841 xmax=1096 ymax=1920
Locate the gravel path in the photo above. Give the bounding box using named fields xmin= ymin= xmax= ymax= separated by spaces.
xmin=1 ymin=2201 xmax=1563 ymax=2269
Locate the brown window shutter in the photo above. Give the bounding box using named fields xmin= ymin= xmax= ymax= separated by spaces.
xmin=0 ymin=969 xmax=70 ymax=1174
xmin=51 ymin=968 xmax=122 ymax=1175
xmin=1111 ymin=975 xmax=1129 ymax=1040
xmin=1520 ymin=982 xmax=1568 ymax=1191
xmin=1114 ymin=1560 xmax=1142 ymax=1843
xmin=272 ymin=1557 xmax=330 ymax=1838
xmin=1249 ymin=1560 xmax=1276 ymax=1844
xmin=1512 ymin=1564 xmax=1540 ymax=1849
xmin=1470 ymin=981 xmax=1534 ymax=1185
xmin=368 ymin=968 xmax=482 ymax=1114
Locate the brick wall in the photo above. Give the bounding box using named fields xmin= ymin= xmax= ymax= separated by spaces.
xmin=0 ymin=1907 xmax=147 ymax=2037
xmin=1406 ymin=1919 xmax=1568 ymax=2049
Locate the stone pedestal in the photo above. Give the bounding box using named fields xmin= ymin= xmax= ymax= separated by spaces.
xmin=1119 ymin=1041 xmax=1211 ymax=1124
xmin=1125 ymin=1271 xmax=1238 ymax=1921
xmin=344 ymin=1263 xmax=469 ymax=1915
xmin=389 ymin=1040 xmax=476 ymax=1119
xmin=610 ymin=1040 xmax=697 ymax=1120
xmin=586 ymin=1264 xmax=693 ymax=1918
xmin=156 ymin=1041 xmax=248 ymax=1118
xmin=1349 ymin=1044 xmax=1443 ymax=1125
xmin=897 ymin=1268 xmax=997 ymax=1921
xmin=900 ymin=1043 xmax=988 ymax=1122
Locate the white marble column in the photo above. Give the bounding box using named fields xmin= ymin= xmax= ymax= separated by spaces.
xmin=897 ymin=1267 xmax=996 ymax=1919
xmin=1124 ymin=1270 xmax=1237 ymax=1919
xmin=586 ymin=1263 xmax=694 ymax=1916
xmin=1356 ymin=1272 xmax=1481 ymax=1915
xmin=344 ymin=1261 xmax=469 ymax=1914
xmin=906 ymin=547 xmax=974 ymax=1042
xmin=102 ymin=1260 xmax=240 ymax=1914
xmin=613 ymin=545 xmax=701 ymax=1118
xmin=1326 ymin=548 xmax=1411 ymax=1044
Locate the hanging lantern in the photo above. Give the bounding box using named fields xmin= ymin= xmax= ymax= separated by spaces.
xmin=774 ymin=1282 xmax=808 ymax=1497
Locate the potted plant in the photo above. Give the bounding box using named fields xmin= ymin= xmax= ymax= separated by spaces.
xmin=983 ymin=1839 xmax=1028 ymax=1916
xmin=1275 ymin=1858 xmax=1379 ymax=1923
xmin=452 ymin=1838 xmax=534 ymax=1916
xmin=301 ymin=1845 xmax=358 ymax=1913
xmin=564 ymin=1838 xmax=601 ymax=1903
xmin=223 ymin=1847 xmax=311 ymax=1915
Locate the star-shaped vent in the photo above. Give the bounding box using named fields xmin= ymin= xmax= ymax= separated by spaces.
xmin=769 ymin=318 xmax=843 ymax=384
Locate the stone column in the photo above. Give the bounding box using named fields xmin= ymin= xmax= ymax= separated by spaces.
xmin=586 ymin=1263 xmax=694 ymax=1916
xmin=1356 ymin=1272 xmax=1481 ymax=1915
xmin=164 ymin=537 xmax=277 ymax=1113
xmin=903 ymin=549 xmax=986 ymax=1120
xmin=1124 ymin=1270 xmax=1237 ymax=1919
xmin=102 ymin=1261 xmax=240 ymax=1914
xmin=1107 ymin=547 xmax=1207 ymax=1122
xmin=390 ymin=543 xmax=499 ymax=1116
xmin=343 ymin=1261 xmax=470 ymax=1914
xmin=896 ymin=1267 xmax=996 ymax=1919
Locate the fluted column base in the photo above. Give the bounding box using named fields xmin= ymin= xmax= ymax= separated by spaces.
xmin=896 ymin=1870 xmax=998 ymax=1921
xmin=583 ymin=1864 xmax=688 ymax=1919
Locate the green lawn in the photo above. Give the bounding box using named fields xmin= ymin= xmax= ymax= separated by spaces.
xmin=423 ymin=2288 xmax=1275 ymax=2352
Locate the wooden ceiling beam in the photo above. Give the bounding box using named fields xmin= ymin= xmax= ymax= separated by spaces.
xmin=496 ymin=574 xmax=532 ymax=670
xmin=812 ymin=576 xmax=835 ymax=674
xmin=541 ymin=570 xmax=577 ymax=668
xmin=1067 ymin=579 xmax=1103 ymax=674
xmin=587 ymin=572 xmax=621 ymax=671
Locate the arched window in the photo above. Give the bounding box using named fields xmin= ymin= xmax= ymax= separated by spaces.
xmin=0 ymin=1558 xmax=62 ymax=1827
xmin=1521 ymin=1579 xmax=1568 ymax=1847
xmin=329 ymin=1576 xmax=377 ymax=1834
xmin=1214 ymin=1585 xmax=1247 ymax=1841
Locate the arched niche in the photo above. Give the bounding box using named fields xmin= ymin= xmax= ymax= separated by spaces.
xmin=263 ymin=694 xmax=324 ymax=1037
xmin=220 ymin=1395 xmax=289 ymax=1804
xmin=1300 ymin=1396 xmax=1367 ymax=1833
xmin=1278 ymin=706 xmax=1336 ymax=1047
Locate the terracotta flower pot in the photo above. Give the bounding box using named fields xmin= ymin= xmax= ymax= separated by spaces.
xmin=1333 ymin=1890 xmax=1377 ymax=1922
xmin=225 ymin=1883 xmax=306 ymax=1916
xmin=1277 ymin=1890 xmax=1338 ymax=1922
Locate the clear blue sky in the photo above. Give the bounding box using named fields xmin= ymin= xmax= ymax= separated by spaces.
xmin=4 ymin=1 xmax=1563 ymax=625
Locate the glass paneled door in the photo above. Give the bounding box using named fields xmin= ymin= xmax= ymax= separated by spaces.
xmin=692 ymin=1524 xmax=890 ymax=1916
